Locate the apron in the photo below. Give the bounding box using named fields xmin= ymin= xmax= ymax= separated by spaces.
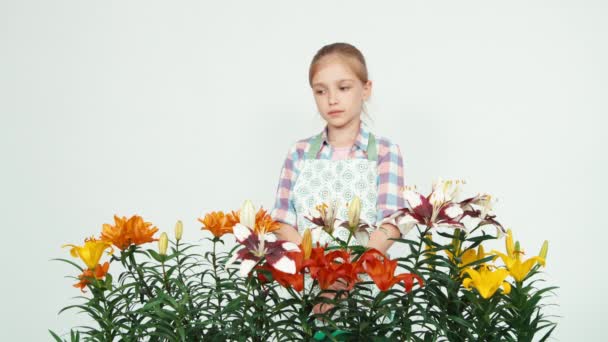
xmin=291 ymin=130 xmax=393 ymax=327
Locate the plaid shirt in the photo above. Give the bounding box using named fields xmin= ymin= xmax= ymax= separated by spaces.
xmin=271 ymin=121 xmax=406 ymax=229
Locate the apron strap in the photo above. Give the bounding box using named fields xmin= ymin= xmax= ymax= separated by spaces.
xmin=305 ymin=133 xmax=323 ymax=160
xmin=367 ymin=132 xmax=378 ymax=162
xmin=305 ymin=130 xmax=378 ymax=161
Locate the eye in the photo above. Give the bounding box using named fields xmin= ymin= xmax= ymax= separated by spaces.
xmin=340 ymin=86 xmax=351 ymax=91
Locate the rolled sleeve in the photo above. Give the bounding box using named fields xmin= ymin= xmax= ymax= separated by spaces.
xmin=271 ymin=143 xmax=301 ymax=228
xmin=376 ymin=142 xmax=406 ymax=223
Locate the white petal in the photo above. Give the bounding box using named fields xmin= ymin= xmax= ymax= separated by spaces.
xmin=445 ymin=205 xmax=464 ymax=219
xmin=281 ymin=241 xmax=300 ymax=251
xmin=404 ymin=190 xmax=423 ymax=209
xmin=272 ymin=256 xmax=296 ymax=274
xmin=263 ymin=233 xmax=277 ymax=242
xmin=233 ymin=223 xmax=251 ymax=243
xmin=239 ymin=259 xmax=257 ymax=277
xmin=354 ymin=229 xmax=370 ymax=246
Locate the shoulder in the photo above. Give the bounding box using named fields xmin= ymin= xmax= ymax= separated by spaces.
xmin=372 ymin=133 xmax=403 ymax=161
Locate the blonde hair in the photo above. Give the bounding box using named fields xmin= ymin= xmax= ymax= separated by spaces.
xmin=308 ymin=42 xmax=374 ymax=124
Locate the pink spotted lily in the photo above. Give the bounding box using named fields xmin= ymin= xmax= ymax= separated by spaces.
xmin=386 ymin=179 xmax=467 ymax=236
xmin=386 ymin=179 xmax=504 ymax=236
xmin=226 ymin=223 xmax=300 ymax=277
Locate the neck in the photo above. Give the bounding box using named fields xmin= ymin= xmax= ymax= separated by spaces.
xmin=327 ymin=118 xmax=360 ymax=148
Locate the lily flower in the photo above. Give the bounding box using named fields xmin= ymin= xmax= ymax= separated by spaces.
xmin=446 ymin=244 xmax=489 ymax=270
xmin=462 ymin=266 xmax=511 ymax=299
xmin=230 ymin=201 xmax=281 ymax=235
xmin=302 ymin=247 xmax=360 ymax=290
xmin=72 ymin=261 xmax=110 ymax=292
xmin=491 ymin=229 xmax=546 ymax=282
xmin=459 ymin=193 xmax=505 ymax=235
xmin=305 ymin=201 xmax=339 ymax=235
xmin=388 ymin=181 xmax=466 ymax=236
xmin=316 ymin=262 xmax=359 ymax=290
xmin=198 ymin=211 xmax=238 ymax=238
xmin=100 ymin=214 xmax=159 ymax=250
xmin=256 ymin=249 xmax=305 ymax=291
xmin=336 ymin=196 xmax=374 ymax=245
xmin=226 ymin=223 xmax=300 ymax=277
xmin=63 ymin=237 xmax=114 ymax=269
xmin=358 ymin=249 xmax=424 ymax=292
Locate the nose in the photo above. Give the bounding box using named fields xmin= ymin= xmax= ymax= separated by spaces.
xmin=328 ymin=90 xmax=338 ymax=105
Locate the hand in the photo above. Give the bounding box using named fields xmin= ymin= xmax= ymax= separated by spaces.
xmin=312 ymin=280 xmax=350 ymax=320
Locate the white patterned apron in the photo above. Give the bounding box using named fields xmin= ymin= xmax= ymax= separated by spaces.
xmin=291 ymin=131 xmax=386 ymax=313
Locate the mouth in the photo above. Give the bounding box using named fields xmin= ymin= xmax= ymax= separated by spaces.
xmin=328 ymin=110 xmax=344 ymax=116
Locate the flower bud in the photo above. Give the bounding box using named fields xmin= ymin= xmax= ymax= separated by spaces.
xmin=301 ymin=228 xmax=312 ymax=260
xmin=174 ymin=220 xmax=183 ymax=241
xmin=240 ymin=200 xmax=256 ymax=229
xmin=347 ymin=196 xmax=361 ymax=229
xmin=477 ymin=244 xmax=485 ymax=259
xmin=539 ymin=240 xmax=549 ymax=259
xmin=505 ymin=229 xmax=514 ymax=257
xmin=158 ymin=232 xmax=168 ymax=256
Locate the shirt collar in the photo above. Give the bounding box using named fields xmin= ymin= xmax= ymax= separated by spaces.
xmin=320 ymin=120 xmax=370 ymax=151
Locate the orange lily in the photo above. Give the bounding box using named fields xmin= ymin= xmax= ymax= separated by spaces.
xmin=100 ymin=214 xmax=159 ymax=250
xmin=72 ymin=261 xmax=110 ymax=292
xmin=198 ymin=211 xmax=238 ymax=238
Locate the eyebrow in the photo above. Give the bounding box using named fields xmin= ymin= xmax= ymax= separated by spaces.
xmin=312 ymin=79 xmax=356 ymax=87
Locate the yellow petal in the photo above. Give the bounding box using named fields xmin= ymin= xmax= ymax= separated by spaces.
xmin=502 ymin=281 xmax=511 ymax=295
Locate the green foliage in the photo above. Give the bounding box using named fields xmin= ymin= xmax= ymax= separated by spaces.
xmin=52 ymin=227 xmax=558 ymax=341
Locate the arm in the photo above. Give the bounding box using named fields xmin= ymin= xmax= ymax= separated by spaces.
xmin=270 ymin=143 xmax=302 ymax=243
xmin=367 ymin=223 xmax=401 ymax=255
xmin=275 ymin=222 xmax=302 ymax=245
xmin=368 ymin=142 xmax=406 ymax=255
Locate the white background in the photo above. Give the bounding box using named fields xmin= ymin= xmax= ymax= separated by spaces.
xmin=1 ymin=1 xmax=606 ymax=340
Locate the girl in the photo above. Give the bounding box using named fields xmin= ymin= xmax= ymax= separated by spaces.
xmin=270 ymin=42 xmax=407 ymax=317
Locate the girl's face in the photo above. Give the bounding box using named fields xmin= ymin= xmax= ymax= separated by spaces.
xmin=311 ymin=57 xmax=372 ymax=129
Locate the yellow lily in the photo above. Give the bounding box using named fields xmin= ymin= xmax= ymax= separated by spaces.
xmin=491 ymin=229 xmax=546 ymax=282
xmin=445 ymin=231 xmax=489 ymax=269
xmin=462 ymin=266 xmax=511 ymax=299
xmin=63 ymin=237 xmax=114 ymax=270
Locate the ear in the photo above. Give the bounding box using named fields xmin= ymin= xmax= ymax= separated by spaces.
xmin=363 ymin=79 xmax=373 ymax=100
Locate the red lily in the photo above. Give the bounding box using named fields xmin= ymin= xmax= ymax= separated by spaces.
xmin=257 ymin=250 xmax=305 ymax=291
xmin=358 ymin=249 xmax=424 ymax=292
xmin=303 ymin=246 xmax=359 ymax=290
